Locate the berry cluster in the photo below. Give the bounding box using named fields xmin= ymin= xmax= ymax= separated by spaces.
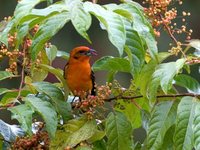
xmin=11 ymin=123 xmax=49 ymax=150
xmin=143 ymin=0 xmax=193 ymax=55
xmin=0 ymin=22 xmax=40 ymax=74
xmin=72 ymin=83 xmax=112 ymax=119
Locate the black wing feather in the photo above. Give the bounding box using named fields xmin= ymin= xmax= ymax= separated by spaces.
xmin=91 ymin=70 xmax=96 ymax=96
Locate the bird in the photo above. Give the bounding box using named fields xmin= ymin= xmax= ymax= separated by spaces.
xmin=64 ymin=46 xmax=97 ymax=99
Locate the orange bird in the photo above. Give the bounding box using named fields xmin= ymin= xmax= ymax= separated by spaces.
xmin=64 ymin=46 xmax=97 ymax=98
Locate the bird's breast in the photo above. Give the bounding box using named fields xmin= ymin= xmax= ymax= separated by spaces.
xmin=65 ymin=62 xmax=93 ymax=93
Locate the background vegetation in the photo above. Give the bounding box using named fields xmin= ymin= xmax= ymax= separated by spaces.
xmin=0 ymin=0 xmax=199 ymax=149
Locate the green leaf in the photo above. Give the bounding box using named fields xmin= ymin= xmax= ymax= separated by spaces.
xmin=92 ymin=56 xmax=131 ymax=73
xmin=135 ymin=52 xmax=171 ymax=98
xmin=120 ymin=2 xmax=158 ymax=59
xmin=84 ymin=2 xmax=126 ymax=56
xmin=160 ymin=125 xmax=175 ymax=150
xmin=76 ymin=146 xmax=92 ymax=150
xmin=45 ymin=45 xmax=57 ymax=63
xmin=93 ymin=140 xmax=107 ymax=150
xmin=88 ymin=130 xmax=105 ymax=143
xmin=150 ymin=58 xmax=186 ymax=97
xmin=14 ymin=0 xmax=44 ymax=23
xmin=174 ymin=74 xmax=200 ymax=94
xmin=115 ymin=99 xmax=141 ymax=128
xmin=31 ymin=67 xmax=48 ymax=82
xmin=50 ymin=117 xmax=97 ymax=149
xmin=31 ymin=11 xmax=70 ymax=60
xmin=141 ymin=109 xmax=150 ymax=132
xmin=174 ymin=96 xmax=196 ymax=150
xmin=9 ymin=104 xmax=34 ymax=135
xmin=135 ymin=59 xmax=157 ymax=96
xmin=31 ymin=51 xmax=49 ymax=82
xmin=31 ymin=82 xmax=71 ymax=121
xmin=66 ymin=120 xmax=96 ymax=147
xmin=106 ymin=111 xmax=133 ymax=150
xmin=25 ymin=96 xmax=58 ymax=138
xmin=31 ymin=2 xmax=67 ymax=16
xmin=147 ymin=101 xmax=177 ymax=150
xmin=38 ymin=64 xmax=69 ymax=97
xmin=56 ymin=50 xmax=69 ymax=60
xmin=0 ymin=90 xmax=30 ymax=106
xmin=0 ymin=0 xmax=44 ymax=46
xmin=0 ymin=119 xmax=24 ymax=142
xmin=193 ymin=99 xmax=200 ymax=150
xmin=187 ymin=39 xmax=200 ymax=51
xmin=0 ymin=88 xmax=11 ymax=96
xmin=0 ymin=71 xmax=16 ymax=81
xmin=104 ymin=4 xmax=133 ymax=21
xmin=69 ymin=0 xmax=91 ymax=42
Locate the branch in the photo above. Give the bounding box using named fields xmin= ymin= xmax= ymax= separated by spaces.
xmin=16 ymin=40 xmax=27 ymax=102
xmin=105 ymin=93 xmax=200 ymax=102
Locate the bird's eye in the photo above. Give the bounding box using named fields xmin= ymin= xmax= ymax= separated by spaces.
xmin=79 ymin=50 xmax=85 ymax=54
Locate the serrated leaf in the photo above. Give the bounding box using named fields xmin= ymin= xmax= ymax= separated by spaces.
xmin=174 ymin=96 xmax=196 ymax=150
xmin=84 ymin=2 xmax=126 ymax=56
xmin=9 ymin=104 xmax=34 ymax=135
xmin=106 ymin=111 xmax=132 ymax=150
xmin=0 ymin=119 xmax=24 ymax=142
xmin=150 ymin=58 xmax=186 ymax=97
xmin=31 ymin=82 xmax=71 ymax=122
xmin=193 ymin=99 xmax=200 ymax=150
xmin=31 ymin=11 xmax=70 ymax=60
xmin=45 ymin=45 xmax=57 ymax=63
xmin=92 ymin=56 xmax=131 ymax=73
xmin=120 ymin=3 xmax=158 ymax=59
xmin=25 ymin=96 xmax=58 ymax=138
xmin=174 ymin=74 xmax=200 ymax=94
xmin=0 ymin=71 xmax=16 ymax=81
xmin=147 ymin=101 xmax=177 ymax=150
xmin=69 ymin=0 xmax=91 ymax=42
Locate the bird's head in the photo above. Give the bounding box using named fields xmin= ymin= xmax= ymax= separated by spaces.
xmin=70 ymin=46 xmax=97 ymax=62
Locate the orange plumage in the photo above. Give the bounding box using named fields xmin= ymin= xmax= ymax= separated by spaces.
xmin=64 ymin=46 xmax=96 ymax=98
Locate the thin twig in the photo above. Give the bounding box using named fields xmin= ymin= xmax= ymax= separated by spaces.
xmin=159 ymin=14 xmax=186 ymax=57
xmin=16 ymin=41 xmax=27 ymax=102
xmin=105 ymin=93 xmax=200 ymax=102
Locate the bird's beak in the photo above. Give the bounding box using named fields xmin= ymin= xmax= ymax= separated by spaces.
xmin=87 ymin=49 xmax=97 ymax=56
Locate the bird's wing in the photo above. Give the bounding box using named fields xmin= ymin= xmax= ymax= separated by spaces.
xmin=63 ymin=62 xmax=69 ymax=79
xmin=91 ymin=70 xmax=96 ymax=96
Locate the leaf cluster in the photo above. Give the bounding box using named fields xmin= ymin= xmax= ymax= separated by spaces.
xmin=0 ymin=0 xmax=199 ymax=149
